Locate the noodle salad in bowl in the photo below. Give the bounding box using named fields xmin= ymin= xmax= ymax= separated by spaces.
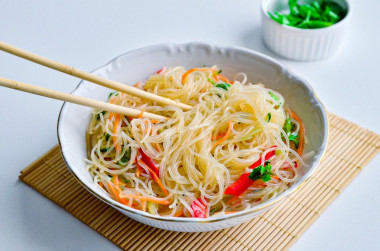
xmin=58 ymin=42 xmax=327 ymax=231
xmin=85 ymin=66 xmax=304 ymax=218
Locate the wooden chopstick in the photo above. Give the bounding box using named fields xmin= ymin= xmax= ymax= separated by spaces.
xmin=0 ymin=77 xmax=167 ymax=120
xmin=0 ymin=41 xmax=192 ymax=111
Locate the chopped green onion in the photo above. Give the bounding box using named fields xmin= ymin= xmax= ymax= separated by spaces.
xmin=108 ymin=91 xmax=118 ymax=99
xmin=283 ymin=118 xmax=293 ymax=135
xmin=96 ymin=111 xmax=107 ymax=120
xmin=207 ymin=78 xmax=216 ymax=85
xmin=269 ymin=91 xmax=279 ymax=101
xmin=266 ymin=113 xmax=271 ymax=122
xmin=100 ymin=147 xmax=110 ymax=153
xmin=289 ymin=133 xmax=299 ymax=148
xmin=118 ymin=147 xmax=131 ymax=165
xmin=268 ymin=0 xmax=345 ymax=29
xmin=105 ymin=133 xmax=110 ymax=141
xmin=241 ymin=128 xmax=262 ymax=141
xmin=120 ymin=176 xmax=130 ymax=184
xmin=215 ymin=83 xmax=230 ymax=91
xmin=249 ymin=161 xmax=272 ymax=182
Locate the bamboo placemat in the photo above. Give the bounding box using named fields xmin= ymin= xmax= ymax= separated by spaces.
xmin=19 ymin=113 xmax=380 ymax=251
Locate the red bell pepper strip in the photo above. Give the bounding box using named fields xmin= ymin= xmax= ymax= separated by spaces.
xmin=191 ymin=198 xmax=208 ymax=218
xmin=224 ymin=147 xmax=277 ymax=197
xmin=139 ymin=148 xmax=160 ymax=177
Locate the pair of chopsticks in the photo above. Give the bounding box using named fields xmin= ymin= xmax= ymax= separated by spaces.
xmin=0 ymin=41 xmax=192 ymax=120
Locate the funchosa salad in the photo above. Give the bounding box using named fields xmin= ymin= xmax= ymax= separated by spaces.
xmin=85 ymin=66 xmax=304 ymax=218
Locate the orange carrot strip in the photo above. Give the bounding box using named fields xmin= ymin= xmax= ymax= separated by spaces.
xmin=212 ymin=121 xmax=233 ymax=149
xmin=216 ymin=75 xmax=233 ymax=84
xmin=108 ymin=182 xmax=130 ymax=206
xmin=138 ymin=108 xmax=146 ymax=119
xmin=142 ymin=200 xmax=147 ymax=212
xmin=136 ymin=164 xmax=142 ymax=177
xmin=119 ymin=193 xmax=171 ymax=205
xmin=150 ymin=120 xmax=160 ymax=123
xmin=227 ymin=196 xmax=239 ymax=205
xmin=173 ymin=209 xmax=184 ymax=217
xmin=138 ymin=160 xmax=169 ymax=196
xmin=181 ymin=68 xmax=217 ymax=84
xmin=290 ymin=110 xmax=304 ymax=156
xmin=225 ymin=211 xmax=237 ymax=215
xmin=133 ymin=81 xmax=142 ymax=88
xmin=98 ymin=182 xmax=105 ymax=189
xmin=155 ymin=143 xmax=162 ymax=153
xmin=211 ymin=133 xmax=224 ymax=141
xmin=272 ymin=175 xmax=281 ymax=180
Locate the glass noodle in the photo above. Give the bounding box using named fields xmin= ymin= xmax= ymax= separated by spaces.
xmin=85 ymin=66 xmax=304 ymax=218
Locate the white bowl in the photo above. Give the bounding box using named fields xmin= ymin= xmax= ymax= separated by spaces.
xmin=261 ymin=0 xmax=351 ymax=61
xmin=58 ymin=42 xmax=328 ymax=232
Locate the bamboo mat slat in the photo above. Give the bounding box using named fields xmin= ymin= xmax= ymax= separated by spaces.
xmin=19 ymin=113 xmax=380 ymax=251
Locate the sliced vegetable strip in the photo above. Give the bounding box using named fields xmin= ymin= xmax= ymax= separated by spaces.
xmin=212 ymin=121 xmax=233 ymax=149
xmin=290 ymin=110 xmax=304 ymax=156
xmin=224 ymin=147 xmax=276 ymax=196
xmin=181 ymin=68 xmax=217 ymax=84
xmin=191 ymin=198 xmax=208 ymax=218
xmin=138 ymin=160 xmax=168 ymax=196
xmin=119 ymin=193 xmax=171 ymax=205
xmin=139 ymin=148 xmax=160 ymax=177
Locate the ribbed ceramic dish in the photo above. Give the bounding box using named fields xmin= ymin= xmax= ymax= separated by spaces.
xmin=57 ymin=42 xmax=328 ymax=232
xmin=261 ymin=0 xmax=351 ymax=61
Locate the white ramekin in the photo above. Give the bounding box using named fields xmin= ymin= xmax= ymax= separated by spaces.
xmin=261 ymin=0 xmax=351 ymax=61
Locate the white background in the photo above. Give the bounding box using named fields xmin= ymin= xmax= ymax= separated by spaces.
xmin=0 ymin=0 xmax=379 ymax=250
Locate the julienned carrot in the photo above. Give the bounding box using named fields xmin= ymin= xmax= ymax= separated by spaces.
xmin=142 ymin=200 xmax=147 ymax=212
xmin=108 ymin=180 xmax=130 ymax=206
xmin=212 ymin=121 xmax=233 ymax=149
xmin=155 ymin=143 xmax=162 ymax=153
xmin=224 ymin=211 xmax=237 ymax=215
xmin=98 ymin=182 xmax=105 ymax=189
xmin=136 ymin=164 xmax=142 ymax=177
xmin=216 ymin=75 xmax=233 ymax=84
xmin=290 ymin=110 xmax=304 ymax=156
xmin=173 ymin=209 xmax=184 ymax=217
xmin=150 ymin=120 xmax=160 ymax=123
xmin=138 ymin=108 xmax=145 ymax=119
xmin=113 ymin=114 xmax=121 ymax=153
xmin=119 ymin=193 xmax=171 ymax=205
xmin=181 ymin=68 xmax=217 ymax=84
xmin=133 ymin=81 xmax=142 ymax=88
xmin=138 ymin=160 xmax=169 ymax=196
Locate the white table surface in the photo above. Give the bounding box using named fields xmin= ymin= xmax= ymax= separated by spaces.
xmin=0 ymin=0 xmax=379 ymax=250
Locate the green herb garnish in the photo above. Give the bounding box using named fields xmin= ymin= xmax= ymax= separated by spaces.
xmin=96 ymin=111 xmax=107 ymax=120
xmin=120 ymin=176 xmax=130 ymax=184
xmin=100 ymin=147 xmax=110 ymax=153
xmin=289 ymin=133 xmax=299 ymax=148
xmin=269 ymin=91 xmax=279 ymax=101
xmin=268 ymin=0 xmax=346 ymax=29
xmin=108 ymin=91 xmax=118 ymax=99
xmin=249 ymin=161 xmax=272 ymax=182
xmin=207 ymin=77 xmax=216 ymax=85
xmin=283 ymin=118 xmax=299 ymax=147
xmin=283 ymin=118 xmax=293 ymax=135
xmin=215 ymin=83 xmax=230 ymax=91
xmin=117 ymin=147 xmax=131 ymax=165
xmin=105 ymin=133 xmax=110 ymax=141
xmin=266 ymin=113 xmax=272 ymax=122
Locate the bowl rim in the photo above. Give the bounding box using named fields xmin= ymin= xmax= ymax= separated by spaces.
xmin=261 ymin=0 xmax=352 ymax=32
xmin=57 ymin=42 xmax=329 ymax=223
